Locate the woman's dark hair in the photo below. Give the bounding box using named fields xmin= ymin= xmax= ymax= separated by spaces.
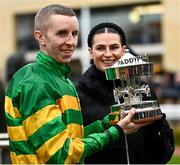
xmin=87 ymin=22 xmax=126 ymax=48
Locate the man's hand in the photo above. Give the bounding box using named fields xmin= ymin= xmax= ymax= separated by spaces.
xmin=116 ymin=108 xmax=154 ymax=134
xmin=116 ymin=108 xmax=137 ymax=135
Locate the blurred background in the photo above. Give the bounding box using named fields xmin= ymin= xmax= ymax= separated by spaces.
xmin=0 ymin=0 xmax=180 ymax=163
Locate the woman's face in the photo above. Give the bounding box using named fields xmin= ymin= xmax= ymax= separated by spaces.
xmin=89 ymin=32 xmax=126 ymax=71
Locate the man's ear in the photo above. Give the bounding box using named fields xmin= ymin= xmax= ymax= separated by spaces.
xmin=34 ymin=30 xmax=46 ymax=46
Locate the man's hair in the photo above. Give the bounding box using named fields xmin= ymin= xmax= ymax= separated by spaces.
xmin=34 ymin=4 xmax=76 ymax=31
xmin=87 ymin=22 xmax=126 ymax=48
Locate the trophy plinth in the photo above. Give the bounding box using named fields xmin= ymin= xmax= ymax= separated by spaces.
xmin=105 ymin=49 xmax=163 ymax=124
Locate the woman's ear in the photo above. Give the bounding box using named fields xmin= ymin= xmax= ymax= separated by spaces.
xmin=122 ymin=45 xmax=127 ymax=53
xmin=88 ymin=47 xmax=93 ymax=59
xmin=88 ymin=48 xmax=94 ymax=65
xmin=34 ymin=30 xmax=46 ymax=46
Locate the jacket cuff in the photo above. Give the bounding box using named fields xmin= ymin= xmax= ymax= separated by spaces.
xmin=106 ymin=125 xmax=124 ymax=143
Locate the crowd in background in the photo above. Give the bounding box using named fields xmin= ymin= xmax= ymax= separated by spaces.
xmin=150 ymin=64 xmax=180 ymax=104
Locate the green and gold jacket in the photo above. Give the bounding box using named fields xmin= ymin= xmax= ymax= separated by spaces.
xmin=5 ymin=51 xmax=121 ymax=164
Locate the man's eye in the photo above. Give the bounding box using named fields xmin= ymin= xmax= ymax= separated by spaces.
xmin=72 ymin=31 xmax=78 ymax=37
xmin=57 ymin=31 xmax=68 ymax=37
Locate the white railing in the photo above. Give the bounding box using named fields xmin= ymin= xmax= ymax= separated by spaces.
xmin=161 ymin=104 xmax=180 ymax=120
xmin=0 ymin=133 xmax=9 ymax=163
xmin=0 ymin=133 xmax=9 ymax=147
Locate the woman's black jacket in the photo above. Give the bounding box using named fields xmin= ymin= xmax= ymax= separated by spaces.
xmin=76 ymin=64 xmax=175 ymax=164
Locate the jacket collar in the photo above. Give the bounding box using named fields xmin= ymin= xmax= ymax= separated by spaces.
xmin=78 ymin=64 xmax=114 ymax=103
xmin=35 ymin=51 xmax=71 ymax=77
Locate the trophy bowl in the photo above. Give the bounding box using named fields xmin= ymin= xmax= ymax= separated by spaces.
xmin=105 ymin=49 xmax=163 ymax=124
xmin=105 ymin=63 xmax=153 ymax=81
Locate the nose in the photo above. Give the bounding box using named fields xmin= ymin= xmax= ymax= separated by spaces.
xmin=66 ymin=33 xmax=75 ymax=45
xmin=104 ymin=48 xmax=112 ymax=57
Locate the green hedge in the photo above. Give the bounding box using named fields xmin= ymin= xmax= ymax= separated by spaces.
xmin=173 ymin=127 xmax=180 ymax=146
xmin=168 ymin=155 xmax=180 ymax=164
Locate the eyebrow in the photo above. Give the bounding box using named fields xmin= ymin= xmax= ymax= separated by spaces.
xmin=55 ymin=28 xmax=67 ymax=33
xmin=95 ymin=44 xmax=106 ymax=47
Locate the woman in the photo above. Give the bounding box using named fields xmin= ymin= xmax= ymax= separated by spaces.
xmin=77 ymin=22 xmax=174 ymax=164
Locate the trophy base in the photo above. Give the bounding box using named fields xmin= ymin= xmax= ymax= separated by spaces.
xmin=132 ymin=115 xmax=163 ymax=123
xmin=110 ymin=101 xmax=162 ymax=124
xmin=126 ymin=107 xmax=163 ymax=123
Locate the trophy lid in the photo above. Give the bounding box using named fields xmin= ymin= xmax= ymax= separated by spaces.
xmin=105 ymin=49 xmax=153 ymax=80
xmin=109 ymin=49 xmax=147 ymax=68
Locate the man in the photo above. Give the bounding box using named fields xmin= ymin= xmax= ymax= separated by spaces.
xmin=4 ymin=4 xmax=137 ymax=164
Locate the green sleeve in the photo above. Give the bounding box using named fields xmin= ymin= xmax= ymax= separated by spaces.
xmin=84 ymin=114 xmax=111 ymax=137
xmin=84 ymin=120 xmax=105 ymax=137
xmin=83 ymin=126 xmax=121 ymax=157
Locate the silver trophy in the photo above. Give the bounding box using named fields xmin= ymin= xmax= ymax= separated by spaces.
xmin=105 ymin=49 xmax=163 ymax=124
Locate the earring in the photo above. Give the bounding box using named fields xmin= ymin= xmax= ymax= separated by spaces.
xmin=90 ymin=59 xmax=94 ymax=65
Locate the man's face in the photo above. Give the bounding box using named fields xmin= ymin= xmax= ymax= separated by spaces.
xmin=41 ymin=14 xmax=79 ymax=64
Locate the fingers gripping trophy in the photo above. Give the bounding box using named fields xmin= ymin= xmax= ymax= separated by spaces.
xmin=105 ymin=49 xmax=163 ymax=124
